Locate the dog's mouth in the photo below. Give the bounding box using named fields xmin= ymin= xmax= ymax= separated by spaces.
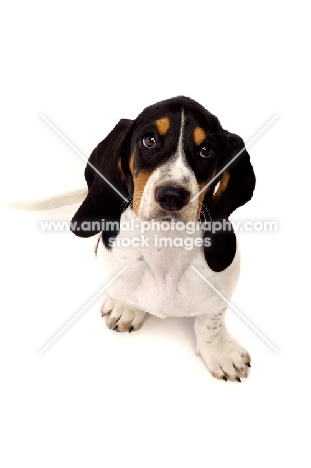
xmin=158 ymin=216 xmax=176 ymax=221
xmin=153 ymin=210 xmax=183 ymax=222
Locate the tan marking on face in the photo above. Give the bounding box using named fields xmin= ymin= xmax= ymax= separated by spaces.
xmin=128 ymin=153 xmax=152 ymax=214
xmin=213 ymin=171 xmax=230 ymax=198
xmin=156 ymin=117 xmax=170 ymax=135
xmin=133 ymin=170 xmax=153 ymax=214
xmin=128 ymin=154 xmax=134 ymax=175
xmin=194 ymin=127 xmax=206 ymax=146
xmin=196 ymin=169 xmax=217 ymax=219
xmin=117 ymin=158 xmax=126 ymax=183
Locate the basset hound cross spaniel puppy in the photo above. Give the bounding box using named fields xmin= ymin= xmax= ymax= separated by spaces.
xmin=71 ymin=96 xmax=256 ymax=382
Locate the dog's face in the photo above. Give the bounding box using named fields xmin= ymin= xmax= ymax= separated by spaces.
xmin=128 ymin=103 xmax=226 ymax=223
xmin=71 ymin=96 xmax=256 ymax=271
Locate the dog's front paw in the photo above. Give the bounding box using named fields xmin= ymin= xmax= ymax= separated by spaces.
xmin=197 ymin=338 xmax=251 ymax=382
xmin=100 ymin=298 xmax=146 ymax=332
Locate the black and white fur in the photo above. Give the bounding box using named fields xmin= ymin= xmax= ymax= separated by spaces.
xmin=70 ymin=96 xmax=256 ymax=382
xmin=17 ymin=97 xmax=256 ymax=382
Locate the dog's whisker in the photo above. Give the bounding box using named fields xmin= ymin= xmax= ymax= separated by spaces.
xmin=201 ymin=203 xmax=213 ymax=224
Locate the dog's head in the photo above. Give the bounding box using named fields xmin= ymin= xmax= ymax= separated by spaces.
xmin=71 ymin=96 xmax=256 ymax=271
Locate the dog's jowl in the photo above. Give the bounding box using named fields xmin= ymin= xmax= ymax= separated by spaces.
xmin=71 ymin=96 xmax=255 ymax=382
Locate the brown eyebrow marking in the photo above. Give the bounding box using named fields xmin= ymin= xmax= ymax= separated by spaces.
xmin=194 ymin=127 xmax=206 ymax=146
xmin=156 ymin=117 xmax=170 ymax=135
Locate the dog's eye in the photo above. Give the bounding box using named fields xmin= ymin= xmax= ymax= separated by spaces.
xmin=199 ymin=147 xmax=215 ymax=159
xmin=142 ymin=134 xmax=157 ymax=149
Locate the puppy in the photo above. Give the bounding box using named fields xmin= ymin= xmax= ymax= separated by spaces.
xmin=71 ymin=96 xmax=256 ymax=382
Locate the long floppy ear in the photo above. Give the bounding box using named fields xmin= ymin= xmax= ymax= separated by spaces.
xmin=71 ymin=119 xmax=133 ymax=246
xmin=203 ymin=131 xmax=256 ymax=272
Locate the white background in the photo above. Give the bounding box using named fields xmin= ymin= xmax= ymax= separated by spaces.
xmin=1 ymin=1 xmax=310 ymax=467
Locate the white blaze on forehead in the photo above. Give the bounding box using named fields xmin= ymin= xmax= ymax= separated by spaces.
xmin=166 ymin=110 xmax=196 ymax=190
xmin=178 ymin=108 xmax=185 ymax=154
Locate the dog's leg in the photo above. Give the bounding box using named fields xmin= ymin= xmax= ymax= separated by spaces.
xmin=100 ymin=297 xmax=146 ymax=332
xmin=194 ymin=309 xmax=251 ymax=382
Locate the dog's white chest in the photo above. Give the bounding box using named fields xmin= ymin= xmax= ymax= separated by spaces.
xmin=96 ymin=209 xmax=240 ymax=318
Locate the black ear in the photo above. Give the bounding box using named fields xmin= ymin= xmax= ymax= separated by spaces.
xmin=71 ymin=119 xmax=133 ymax=246
xmin=203 ymin=132 xmax=256 ymax=272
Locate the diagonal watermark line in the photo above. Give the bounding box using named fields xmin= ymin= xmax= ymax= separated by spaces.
xmin=40 ymin=114 xmax=128 ymax=202
xmin=191 ymin=265 xmax=279 ymax=353
xmin=39 ymin=266 xmax=128 ymax=354
xmin=191 ymin=115 xmax=278 ymax=202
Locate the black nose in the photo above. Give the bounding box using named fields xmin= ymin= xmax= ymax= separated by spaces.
xmin=155 ymin=185 xmax=190 ymax=211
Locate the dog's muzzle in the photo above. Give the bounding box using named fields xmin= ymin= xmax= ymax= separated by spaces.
xmin=155 ymin=185 xmax=190 ymax=211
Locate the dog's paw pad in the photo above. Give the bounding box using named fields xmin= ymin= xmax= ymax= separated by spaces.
xmin=101 ymin=298 xmax=146 ymax=332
